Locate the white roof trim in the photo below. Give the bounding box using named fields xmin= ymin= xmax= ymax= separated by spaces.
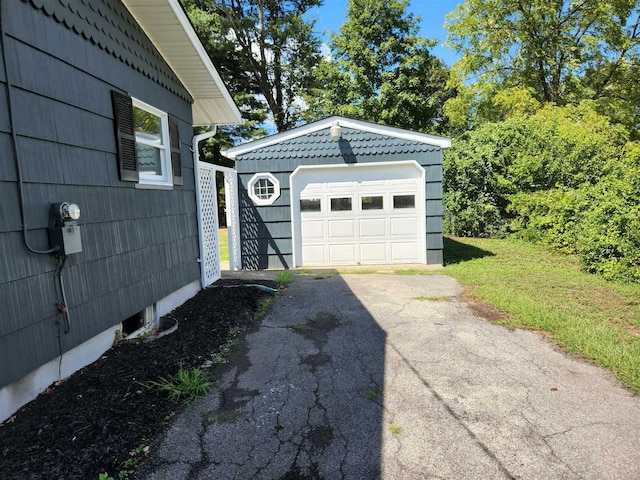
xmin=224 ymin=116 xmax=451 ymax=159
xmin=122 ymin=0 xmax=242 ymax=126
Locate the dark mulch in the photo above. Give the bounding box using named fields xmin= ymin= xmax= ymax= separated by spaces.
xmin=0 ymin=279 xmax=278 ymax=480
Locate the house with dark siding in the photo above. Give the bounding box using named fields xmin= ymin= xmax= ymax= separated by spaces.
xmin=225 ymin=117 xmax=450 ymax=270
xmin=0 ymin=0 xmax=241 ymax=421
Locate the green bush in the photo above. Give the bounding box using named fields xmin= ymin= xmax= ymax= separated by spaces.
xmin=509 ymin=188 xmax=589 ymax=251
xmin=445 ymin=103 xmax=639 ymax=283
xmin=444 ymin=102 xmax=627 ymax=238
xmin=444 ymin=194 xmax=508 ymax=238
xmin=576 ymin=150 xmax=640 ymax=282
xmin=510 ymin=143 xmax=640 ymax=283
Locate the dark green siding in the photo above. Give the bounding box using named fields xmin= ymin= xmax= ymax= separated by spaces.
xmin=0 ymin=1 xmax=199 ymax=389
xmin=235 ymin=127 xmax=444 ymax=269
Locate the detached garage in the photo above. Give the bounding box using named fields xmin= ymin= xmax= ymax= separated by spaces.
xmin=225 ymin=116 xmax=450 ymax=269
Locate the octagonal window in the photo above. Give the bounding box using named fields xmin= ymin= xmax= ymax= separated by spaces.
xmin=248 ymin=172 xmax=280 ymax=205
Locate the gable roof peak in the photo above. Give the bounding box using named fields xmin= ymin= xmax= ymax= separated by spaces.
xmin=224 ymin=116 xmax=451 ymax=159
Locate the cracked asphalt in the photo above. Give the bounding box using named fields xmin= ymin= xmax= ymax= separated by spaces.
xmin=139 ymin=273 xmax=640 ymax=480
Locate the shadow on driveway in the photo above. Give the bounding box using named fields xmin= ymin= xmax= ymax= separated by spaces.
xmin=140 ymin=273 xmax=386 ymax=479
xmin=140 ymin=272 xmax=640 ymax=480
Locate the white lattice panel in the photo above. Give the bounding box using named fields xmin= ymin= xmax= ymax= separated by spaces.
xmin=223 ymin=170 xmax=241 ymax=270
xmin=197 ymin=163 xmax=220 ymax=285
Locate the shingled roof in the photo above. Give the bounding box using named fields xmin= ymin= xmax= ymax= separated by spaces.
xmin=241 ymin=128 xmax=444 ymax=161
xmin=225 ymin=116 xmax=451 ymax=160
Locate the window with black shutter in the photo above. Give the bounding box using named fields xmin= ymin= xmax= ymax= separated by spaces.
xmin=111 ymin=91 xmax=182 ymax=187
xmin=168 ymin=116 xmax=182 ymax=186
xmin=111 ymin=91 xmax=139 ymax=182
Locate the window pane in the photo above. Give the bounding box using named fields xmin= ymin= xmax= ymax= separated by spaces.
xmin=361 ymin=196 xmax=383 ymax=210
xmin=136 ymin=144 xmax=162 ymax=175
xmin=393 ymin=195 xmax=415 ymax=209
xmin=331 ymin=197 xmax=352 ymax=211
xmin=133 ymin=106 xmax=162 ymax=142
xmin=300 ymin=198 xmax=321 ymax=212
xmin=254 ymin=178 xmax=275 ymax=200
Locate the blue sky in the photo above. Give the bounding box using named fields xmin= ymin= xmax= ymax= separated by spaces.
xmin=308 ymin=0 xmax=462 ymax=66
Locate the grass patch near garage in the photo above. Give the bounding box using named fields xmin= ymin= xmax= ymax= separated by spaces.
xmin=441 ymin=236 xmax=640 ymax=393
xmin=219 ymin=228 xmax=229 ymax=262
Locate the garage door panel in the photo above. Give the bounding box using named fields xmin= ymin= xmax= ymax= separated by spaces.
xmin=329 ymin=244 xmax=356 ymax=264
xmin=328 ymin=219 xmax=356 ymax=238
xmin=359 ymin=218 xmax=386 ymax=236
xmin=391 ymin=242 xmax=420 ymax=262
xmin=301 ymin=220 xmax=324 ymax=239
xmin=390 ymin=217 xmax=418 ymax=236
xmin=327 ymin=181 xmax=355 ymax=190
xmin=360 ymin=243 xmax=386 ymax=263
xmin=296 ymin=163 xmax=425 ymax=266
xmin=390 ymin=177 xmax=420 ymax=186
xmin=302 ymin=245 xmax=325 ymax=264
xmin=360 ymin=180 xmax=386 ymax=188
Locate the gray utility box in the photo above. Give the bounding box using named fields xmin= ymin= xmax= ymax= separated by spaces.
xmin=48 ymin=222 xmax=82 ymax=255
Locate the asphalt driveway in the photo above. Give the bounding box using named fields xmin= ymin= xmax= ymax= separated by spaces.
xmin=140 ymin=273 xmax=640 ymax=479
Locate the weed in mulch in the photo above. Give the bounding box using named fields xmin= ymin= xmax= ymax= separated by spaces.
xmin=0 ymin=279 xmax=277 ymax=479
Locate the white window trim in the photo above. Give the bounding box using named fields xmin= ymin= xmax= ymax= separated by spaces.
xmin=132 ymin=98 xmax=172 ymax=187
xmin=248 ymin=172 xmax=280 ymax=206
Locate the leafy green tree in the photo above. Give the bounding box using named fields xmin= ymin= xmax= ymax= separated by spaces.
xmin=446 ymin=0 xmax=639 ymax=103
xmin=445 ymin=0 xmax=640 ymax=135
xmin=305 ymin=0 xmax=452 ymax=133
xmin=443 ymin=84 xmax=541 ymax=135
xmin=185 ymin=0 xmax=323 ymax=134
xmin=443 ymin=102 xmax=628 ymax=237
xmin=183 ymin=0 xmax=267 ymax=161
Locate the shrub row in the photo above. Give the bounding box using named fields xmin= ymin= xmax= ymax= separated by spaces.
xmin=443 ymin=102 xmax=639 ymax=282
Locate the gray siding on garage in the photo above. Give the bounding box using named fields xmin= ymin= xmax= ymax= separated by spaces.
xmin=235 ymin=127 xmax=444 ymax=269
xmin=0 ymin=1 xmax=199 ymax=388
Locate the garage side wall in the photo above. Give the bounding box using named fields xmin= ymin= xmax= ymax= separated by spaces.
xmin=235 ymin=128 xmax=443 ymax=269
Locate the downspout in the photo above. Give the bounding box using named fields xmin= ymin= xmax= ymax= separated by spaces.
xmin=192 ymin=128 xmax=217 ymax=288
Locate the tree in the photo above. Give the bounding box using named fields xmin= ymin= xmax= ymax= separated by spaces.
xmin=304 ymin=0 xmax=452 ymax=133
xmin=446 ymin=0 xmax=639 ymax=103
xmin=183 ymin=0 xmax=267 ymax=161
xmin=188 ymin=0 xmax=322 ymax=133
xmin=443 ymin=102 xmax=628 ymax=237
xmin=445 ymin=0 xmax=640 ymax=135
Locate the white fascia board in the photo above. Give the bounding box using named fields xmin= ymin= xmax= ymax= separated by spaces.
xmin=123 ymin=0 xmax=242 ymax=126
xmin=224 ymin=118 xmax=338 ymax=159
xmin=224 ymin=116 xmax=451 ymax=159
xmin=339 ymin=118 xmax=452 ymax=149
xmin=165 ymin=0 xmax=241 ymax=126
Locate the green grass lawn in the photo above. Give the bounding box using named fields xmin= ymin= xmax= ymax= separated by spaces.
xmin=440 ymin=236 xmax=640 ymax=393
xmin=219 ymin=228 xmax=229 ymax=262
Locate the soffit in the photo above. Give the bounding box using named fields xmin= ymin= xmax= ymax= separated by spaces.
xmin=122 ymin=0 xmax=241 ymax=126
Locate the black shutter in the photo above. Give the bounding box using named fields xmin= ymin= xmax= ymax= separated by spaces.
xmin=169 ymin=115 xmax=183 ymax=186
xmin=111 ymin=91 xmax=139 ymax=182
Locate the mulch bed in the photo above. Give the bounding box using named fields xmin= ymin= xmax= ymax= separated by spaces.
xmin=0 ymin=279 xmax=278 ymax=479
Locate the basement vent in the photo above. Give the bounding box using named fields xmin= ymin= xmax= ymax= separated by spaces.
xmin=122 ymin=311 xmax=144 ymax=335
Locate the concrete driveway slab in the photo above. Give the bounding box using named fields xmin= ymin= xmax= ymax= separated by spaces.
xmin=140 ymin=273 xmax=640 ymax=480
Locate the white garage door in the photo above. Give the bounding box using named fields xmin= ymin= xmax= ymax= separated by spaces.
xmin=291 ymin=162 xmax=426 ymax=266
